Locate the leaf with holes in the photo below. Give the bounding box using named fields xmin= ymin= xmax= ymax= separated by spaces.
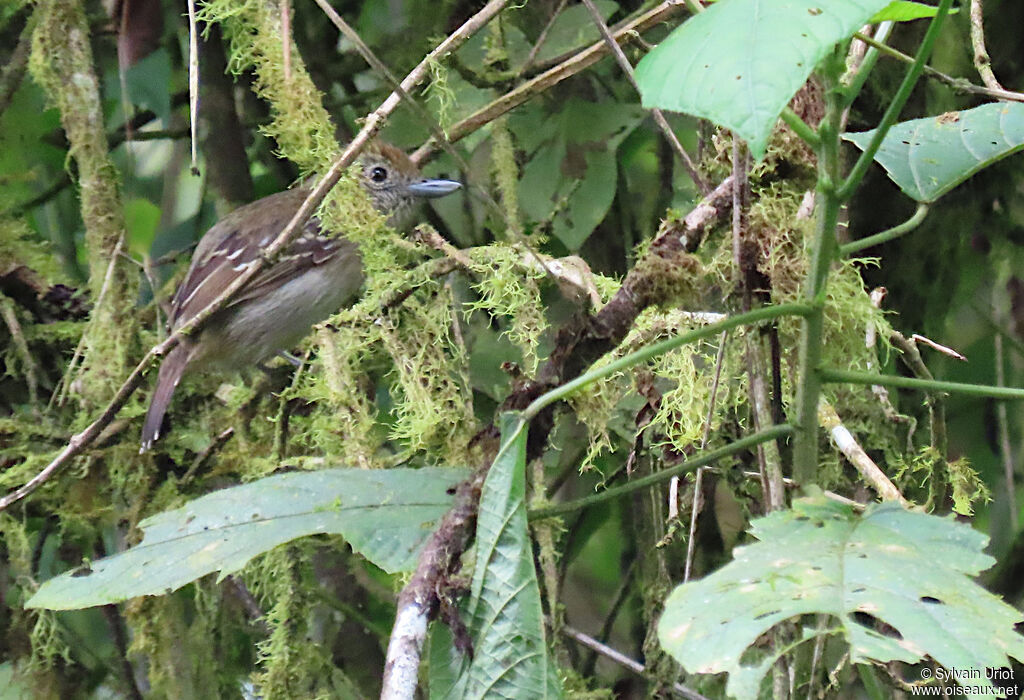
xmin=635 ymin=0 xmax=892 ymax=158
xmin=658 ymin=494 xmax=1024 ymax=699
xmin=843 ymin=102 xmax=1024 ymax=202
xmin=26 ymin=468 xmax=467 ymax=610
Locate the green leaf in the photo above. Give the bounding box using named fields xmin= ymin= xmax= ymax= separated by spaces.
xmin=658 ymin=494 xmax=1024 ymax=699
xmin=870 ymin=0 xmax=959 ymax=22
xmin=532 ymin=0 xmax=619 ymax=65
xmin=518 ymin=98 xmax=644 ymax=250
xmin=434 ymin=414 xmax=562 ymax=699
xmin=124 ymin=197 xmax=161 ymax=255
xmin=635 ymin=0 xmax=892 ymax=159
xmin=26 ymin=468 xmax=467 ymax=610
xmin=121 ymin=48 xmax=172 ymax=122
xmin=843 ymin=102 xmax=1024 ymax=202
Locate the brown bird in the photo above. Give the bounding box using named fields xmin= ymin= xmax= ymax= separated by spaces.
xmin=141 ymin=142 xmax=461 ymax=450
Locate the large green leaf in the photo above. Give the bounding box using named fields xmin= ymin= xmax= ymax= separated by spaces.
xmin=517 ymin=98 xmax=644 ymax=250
xmin=26 ymin=468 xmax=467 ymax=610
xmin=843 ymin=102 xmax=1024 ymax=202
xmin=658 ymin=494 xmax=1024 ymax=699
xmin=432 ymin=415 xmax=562 ymax=699
xmin=635 ymin=0 xmax=891 ymax=159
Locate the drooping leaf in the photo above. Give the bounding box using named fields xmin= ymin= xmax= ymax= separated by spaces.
xmin=870 ymin=1 xmax=958 ymax=22
xmin=26 ymin=468 xmax=467 ymax=610
xmin=843 ymin=102 xmax=1024 ymax=202
xmin=432 ymin=414 xmax=562 ymax=699
xmin=658 ymin=494 xmax=1024 ymax=699
xmin=635 ymin=0 xmax=892 ymax=159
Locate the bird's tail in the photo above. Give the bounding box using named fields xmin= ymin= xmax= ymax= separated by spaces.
xmin=141 ymin=345 xmax=191 ymax=452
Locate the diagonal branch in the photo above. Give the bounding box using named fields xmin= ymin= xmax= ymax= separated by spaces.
xmin=410 ymin=0 xmax=688 ymax=164
xmin=382 ymin=176 xmax=737 ymax=697
xmin=579 ymin=0 xmax=709 ymax=194
xmin=0 ymin=0 xmax=510 ymax=514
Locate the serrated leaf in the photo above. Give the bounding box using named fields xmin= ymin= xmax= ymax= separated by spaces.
xmin=658 ymin=494 xmax=1024 ymax=699
xmin=635 ymin=0 xmax=892 ymax=159
xmin=843 ymin=103 xmax=1024 ymax=202
xmin=434 ymin=414 xmax=562 ymax=699
xmin=26 ymin=468 xmax=467 ymax=610
xmin=870 ymin=1 xmax=958 ymax=22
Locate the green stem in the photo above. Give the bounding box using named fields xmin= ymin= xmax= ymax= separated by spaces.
xmin=837 ymin=0 xmax=954 ymax=201
xmin=522 ymin=303 xmax=814 ymax=420
xmin=840 ymin=203 xmax=928 ymax=255
xmin=791 ymin=50 xmax=845 ymax=488
xmin=857 ymin=664 xmax=887 ymax=700
xmin=528 ymin=425 xmax=794 ymax=520
xmin=819 ymin=368 xmax=1024 ymax=400
xmin=780 ymin=108 xmax=821 ymax=150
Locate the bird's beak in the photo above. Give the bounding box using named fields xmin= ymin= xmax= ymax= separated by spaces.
xmin=407 ymin=178 xmax=462 ymax=198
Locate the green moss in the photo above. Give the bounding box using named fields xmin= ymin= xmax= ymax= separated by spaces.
xmin=198 ymin=0 xmax=339 ymax=175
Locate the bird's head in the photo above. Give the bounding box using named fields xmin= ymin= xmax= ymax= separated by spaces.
xmin=358 ymin=141 xmax=461 ymax=227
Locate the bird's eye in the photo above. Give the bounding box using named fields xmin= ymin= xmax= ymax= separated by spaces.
xmin=370 ymin=166 xmax=388 ymax=183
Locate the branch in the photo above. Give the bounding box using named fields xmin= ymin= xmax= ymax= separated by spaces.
xmin=381 ymin=175 xmax=738 ymax=697
xmin=563 ymin=625 xmax=710 ymax=700
xmin=410 ymin=0 xmax=686 ymax=164
xmin=0 ymin=0 xmax=507 ymax=514
xmin=851 ymin=30 xmax=1024 ymax=104
xmin=969 ymin=0 xmax=1005 ymax=92
xmin=579 ymin=0 xmax=709 ymax=194
xmin=818 ymin=400 xmax=908 ymax=506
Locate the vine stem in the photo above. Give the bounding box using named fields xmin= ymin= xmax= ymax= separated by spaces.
xmin=838 ymin=0 xmax=955 ymax=201
xmin=793 ymin=0 xmax=953 ymax=487
xmin=522 ymin=303 xmax=813 ymax=421
xmin=529 ymin=425 xmax=794 ymax=520
xmin=839 ymin=203 xmax=928 ymax=255
xmin=791 ymin=47 xmax=845 ymax=488
xmin=818 ymin=369 xmax=1024 ymax=400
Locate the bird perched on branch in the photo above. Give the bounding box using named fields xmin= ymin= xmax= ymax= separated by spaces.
xmin=141 ymin=142 xmax=461 ymax=450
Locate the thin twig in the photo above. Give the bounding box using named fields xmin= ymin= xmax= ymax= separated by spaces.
xmin=995 ymin=332 xmax=1016 ymax=529
xmin=888 ymin=330 xmax=950 ymax=511
xmin=563 ymin=625 xmax=710 ymax=700
xmin=181 ymin=427 xmax=236 ymax=484
xmin=410 ymin=1 xmax=686 ymax=164
xmin=0 ymin=295 xmax=40 ymax=411
xmin=101 ymin=604 xmax=145 ymax=700
xmin=51 ymin=234 xmax=127 ymax=409
xmin=280 ymin=0 xmax=292 ymax=82
xmin=518 ymin=0 xmax=569 ymax=76
xmin=0 ymin=15 xmax=34 ymax=116
xmin=186 ymin=0 xmax=200 ymax=174
xmin=969 ymin=0 xmax=1005 ymax=92
xmin=580 ymin=555 xmax=637 ymax=677
xmin=0 ymin=2 xmax=503 ymax=515
xmin=683 ymin=330 xmax=728 ymax=582
xmin=579 ymin=0 xmax=709 ymax=194
xmin=853 ymin=31 xmax=1024 ymax=103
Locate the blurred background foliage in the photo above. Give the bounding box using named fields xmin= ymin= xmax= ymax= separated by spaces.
xmin=0 ymin=0 xmax=1021 ymax=697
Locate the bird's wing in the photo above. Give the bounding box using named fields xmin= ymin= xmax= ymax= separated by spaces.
xmin=169 ymin=189 xmax=347 ymax=329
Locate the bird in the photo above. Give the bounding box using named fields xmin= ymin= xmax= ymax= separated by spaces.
xmin=140 ymin=141 xmax=461 ymax=450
